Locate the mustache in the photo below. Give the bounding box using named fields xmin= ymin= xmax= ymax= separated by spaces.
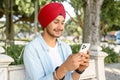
xmin=54 ymin=29 xmax=63 ymax=31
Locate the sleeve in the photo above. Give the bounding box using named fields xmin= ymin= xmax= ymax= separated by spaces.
xmin=65 ymin=45 xmax=73 ymax=80
xmin=61 ymin=43 xmax=73 ymax=80
xmin=23 ymin=44 xmax=53 ymax=80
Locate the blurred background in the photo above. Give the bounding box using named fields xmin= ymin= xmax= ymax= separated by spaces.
xmin=0 ymin=0 xmax=120 ymax=65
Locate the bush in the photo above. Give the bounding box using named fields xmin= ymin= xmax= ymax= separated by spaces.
xmin=4 ymin=43 xmax=119 ymax=65
xmin=102 ymin=46 xmax=120 ymax=64
xmin=70 ymin=44 xmax=120 ymax=64
xmin=5 ymin=45 xmax=24 ymax=65
xmin=70 ymin=44 xmax=81 ymax=53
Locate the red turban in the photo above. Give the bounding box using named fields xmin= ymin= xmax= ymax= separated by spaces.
xmin=38 ymin=2 xmax=66 ymax=28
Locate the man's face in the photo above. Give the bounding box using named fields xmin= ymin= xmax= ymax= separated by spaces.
xmin=44 ymin=15 xmax=65 ymax=38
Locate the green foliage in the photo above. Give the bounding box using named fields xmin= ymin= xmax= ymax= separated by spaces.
xmin=68 ymin=0 xmax=84 ymax=11
xmin=70 ymin=44 xmax=81 ymax=53
xmin=70 ymin=44 xmax=120 ymax=64
xmin=5 ymin=45 xmax=25 ymax=65
xmin=101 ymin=0 xmax=120 ymax=32
xmin=15 ymin=0 xmax=51 ymax=16
xmin=102 ymin=46 xmax=120 ymax=64
xmin=65 ymin=18 xmax=82 ymax=36
xmin=66 ymin=0 xmax=84 ymax=28
xmin=51 ymin=0 xmax=65 ymax=2
xmin=15 ymin=0 xmax=34 ymax=15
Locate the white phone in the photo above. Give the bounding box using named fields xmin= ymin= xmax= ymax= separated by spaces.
xmin=79 ymin=43 xmax=90 ymax=54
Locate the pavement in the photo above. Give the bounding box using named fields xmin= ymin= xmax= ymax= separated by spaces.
xmin=105 ymin=63 xmax=120 ymax=80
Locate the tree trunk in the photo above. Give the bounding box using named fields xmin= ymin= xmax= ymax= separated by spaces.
xmin=34 ymin=0 xmax=38 ymax=36
xmin=4 ymin=0 xmax=14 ymax=45
xmin=83 ymin=0 xmax=91 ymax=43
xmin=83 ymin=0 xmax=104 ymax=49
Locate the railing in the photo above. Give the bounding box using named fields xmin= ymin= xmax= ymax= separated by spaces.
xmin=8 ymin=65 xmax=25 ymax=80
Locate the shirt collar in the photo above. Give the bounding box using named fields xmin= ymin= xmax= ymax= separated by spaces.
xmin=38 ymin=32 xmax=62 ymax=50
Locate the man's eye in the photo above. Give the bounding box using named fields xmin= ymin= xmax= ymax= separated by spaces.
xmin=54 ymin=21 xmax=58 ymax=24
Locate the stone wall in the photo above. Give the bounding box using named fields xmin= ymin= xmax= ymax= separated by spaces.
xmin=0 ymin=54 xmax=96 ymax=80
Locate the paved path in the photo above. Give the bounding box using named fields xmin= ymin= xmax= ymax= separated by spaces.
xmin=105 ymin=63 xmax=120 ymax=80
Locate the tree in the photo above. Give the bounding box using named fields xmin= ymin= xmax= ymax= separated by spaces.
xmin=34 ymin=0 xmax=39 ymax=36
xmin=0 ymin=0 xmax=51 ymax=45
xmin=65 ymin=17 xmax=82 ymax=36
xmin=65 ymin=0 xmax=84 ymax=28
xmin=64 ymin=0 xmax=120 ymax=43
xmin=101 ymin=0 xmax=120 ymax=36
xmin=83 ymin=0 xmax=104 ymax=45
xmin=4 ymin=0 xmax=14 ymax=45
xmin=64 ymin=0 xmax=103 ymax=44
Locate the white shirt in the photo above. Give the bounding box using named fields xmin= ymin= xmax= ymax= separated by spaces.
xmin=48 ymin=43 xmax=62 ymax=71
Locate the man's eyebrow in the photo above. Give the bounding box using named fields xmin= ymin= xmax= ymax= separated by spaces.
xmin=54 ymin=19 xmax=65 ymax=22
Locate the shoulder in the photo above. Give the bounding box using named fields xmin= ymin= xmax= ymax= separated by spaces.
xmin=24 ymin=36 xmax=42 ymax=53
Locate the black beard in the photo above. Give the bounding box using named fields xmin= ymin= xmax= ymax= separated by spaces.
xmin=46 ymin=28 xmax=62 ymax=38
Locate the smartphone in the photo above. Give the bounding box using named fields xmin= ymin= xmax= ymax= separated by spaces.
xmin=79 ymin=43 xmax=90 ymax=54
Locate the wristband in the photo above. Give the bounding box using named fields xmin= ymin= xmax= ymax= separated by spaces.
xmin=54 ymin=66 xmax=65 ymax=80
xmin=75 ymin=69 xmax=85 ymax=74
xmin=54 ymin=70 xmax=60 ymax=80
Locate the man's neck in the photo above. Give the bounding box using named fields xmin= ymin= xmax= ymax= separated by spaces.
xmin=42 ymin=33 xmax=57 ymax=47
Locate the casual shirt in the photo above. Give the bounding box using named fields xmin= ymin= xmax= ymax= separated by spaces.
xmin=23 ymin=33 xmax=73 ymax=80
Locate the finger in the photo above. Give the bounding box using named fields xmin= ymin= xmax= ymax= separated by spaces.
xmin=83 ymin=59 xmax=89 ymax=63
xmin=85 ymin=55 xmax=90 ymax=59
xmin=76 ymin=52 xmax=83 ymax=56
xmin=83 ymin=53 xmax=90 ymax=59
xmin=87 ymin=50 xmax=90 ymax=54
xmin=78 ymin=52 xmax=85 ymax=58
xmin=75 ymin=53 xmax=83 ymax=59
xmin=80 ymin=62 xmax=89 ymax=67
xmin=70 ymin=54 xmax=82 ymax=63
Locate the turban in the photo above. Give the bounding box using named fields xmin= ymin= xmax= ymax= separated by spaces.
xmin=38 ymin=2 xmax=66 ymax=28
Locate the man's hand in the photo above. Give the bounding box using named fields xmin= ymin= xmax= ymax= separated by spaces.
xmin=77 ymin=51 xmax=90 ymax=71
xmin=62 ymin=53 xmax=83 ymax=72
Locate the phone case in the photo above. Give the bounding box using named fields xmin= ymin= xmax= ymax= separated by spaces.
xmin=79 ymin=43 xmax=90 ymax=54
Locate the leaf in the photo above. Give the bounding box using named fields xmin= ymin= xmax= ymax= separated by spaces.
xmin=15 ymin=0 xmax=21 ymax=5
xmin=25 ymin=0 xmax=31 ymax=3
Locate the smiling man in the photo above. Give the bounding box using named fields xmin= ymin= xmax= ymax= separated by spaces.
xmin=23 ymin=2 xmax=89 ymax=80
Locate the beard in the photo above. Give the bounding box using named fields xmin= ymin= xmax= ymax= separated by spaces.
xmin=46 ymin=28 xmax=63 ymax=38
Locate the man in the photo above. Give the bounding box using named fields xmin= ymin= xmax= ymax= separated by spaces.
xmin=23 ymin=2 xmax=89 ymax=80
